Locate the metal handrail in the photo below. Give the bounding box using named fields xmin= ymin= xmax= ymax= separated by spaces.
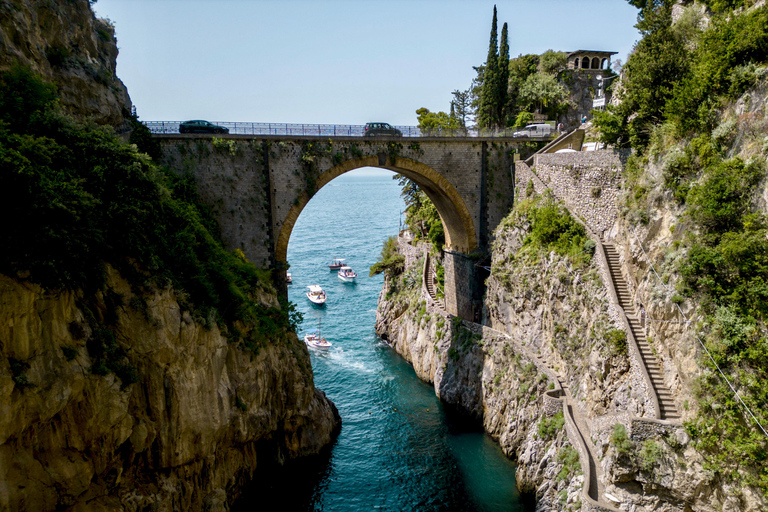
xmin=143 ymin=121 xmax=554 ymax=139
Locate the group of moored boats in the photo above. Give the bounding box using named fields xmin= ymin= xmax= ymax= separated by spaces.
xmin=297 ymin=258 xmax=360 ymax=350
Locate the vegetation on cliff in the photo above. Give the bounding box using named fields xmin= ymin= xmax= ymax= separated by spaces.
xmin=501 ymin=191 xmax=594 ymax=268
xmin=0 ymin=65 xmax=299 ymax=372
xmin=594 ymin=0 xmax=768 ymax=496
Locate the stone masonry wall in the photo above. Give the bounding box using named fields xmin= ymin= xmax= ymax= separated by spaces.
xmin=159 ymin=135 xmax=524 ymax=320
xmin=530 ymin=150 xmax=629 ymax=238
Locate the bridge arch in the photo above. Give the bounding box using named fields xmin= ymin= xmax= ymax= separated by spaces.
xmin=274 ymin=155 xmax=477 ymax=265
xmin=156 ymin=134 xmax=520 ymax=320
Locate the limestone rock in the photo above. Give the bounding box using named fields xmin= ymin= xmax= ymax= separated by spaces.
xmin=0 ymin=0 xmax=132 ymax=126
xmin=0 ymin=269 xmax=340 ymax=511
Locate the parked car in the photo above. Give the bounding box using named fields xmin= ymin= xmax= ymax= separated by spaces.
xmin=364 ymin=122 xmax=402 ymax=137
xmin=512 ymin=123 xmax=553 ymax=138
xmin=179 ymin=120 xmax=229 ymax=134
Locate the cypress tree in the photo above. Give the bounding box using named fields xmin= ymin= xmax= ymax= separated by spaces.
xmin=498 ymin=22 xmax=510 ymax=127
xmin=478 ymin=6 xmax=499 ymax=129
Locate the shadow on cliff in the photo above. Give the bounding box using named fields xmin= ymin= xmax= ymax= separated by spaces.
xmin=437 ymin=317 xmax=486 ymax=425
xmin=231 ymin=435 xmax=338 ymax=512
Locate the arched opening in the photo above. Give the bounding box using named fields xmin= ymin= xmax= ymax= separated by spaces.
xmin=581 ymin=57 xmax=590 ymax=69
xmin=601 ymin=58 xmax=609 ymax=70
xmin=264 ymin=165 xmax=526 ymax=511
xmin=574 ymin=57 xmax=579 ymax=69
xmin=591 ymin=57 xmax=600 ymax=69
xmin=275 ymin=155 xmax=477 ymax=265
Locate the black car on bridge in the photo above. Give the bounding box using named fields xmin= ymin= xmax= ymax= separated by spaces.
xmin=364 ymin=122 xmax=402 ymax=137
xmin=179 ymin=120 xmax=229 ymax=134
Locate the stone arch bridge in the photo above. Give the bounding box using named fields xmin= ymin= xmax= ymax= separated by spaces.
xmin=155 ymin=134 xmax=530 ymax=320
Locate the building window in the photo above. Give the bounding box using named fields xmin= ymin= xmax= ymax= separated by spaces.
xmin=574 ymin=57 xmax=579 ymax=69
xmin=591 ymin=57 xmax=600 ymax=69
xmin=582 ymin=57 xmax=589 ymax=69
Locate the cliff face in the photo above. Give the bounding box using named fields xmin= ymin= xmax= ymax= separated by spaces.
xmin=0 ymin=0 xmax=131 ymax=125
xmin=374 ymin=238 xmax=587 ymax=509
xmin=0 ymin=267 xmax=340 ymax=511
xmin=375 ymin=172 xmax=766 ymax=511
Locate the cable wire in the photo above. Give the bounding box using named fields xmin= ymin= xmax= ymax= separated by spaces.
xmin=632 ymin=227 xmax=768 ymax=438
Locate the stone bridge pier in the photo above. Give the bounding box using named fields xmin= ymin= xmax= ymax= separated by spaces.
xmin=156 ymin=135 xmax=524 ymax=320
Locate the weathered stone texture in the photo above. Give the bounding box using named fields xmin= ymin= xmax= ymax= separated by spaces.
xmin=531 ymin=150 xmax=629 ymax=237
xmin=0 ymin=0 xmax=132 ymax=125
xmin=158 ymin=136 xmax=523 ymax=320
xmin=0 ymin=269 xmax=340 ymax=511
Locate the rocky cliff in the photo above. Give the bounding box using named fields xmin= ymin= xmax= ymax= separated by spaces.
xmin=374 ymin=233 xmax=591 ymax=510
xmin=0 ymin=2 xmax=341 ymax=509
xmin=0 ymin=266 xmax=340 ymax=511
xmin=375 ymin=170 xmax=766 ymax=511
xmin=0 ymin=0 xmax=131 ymax=125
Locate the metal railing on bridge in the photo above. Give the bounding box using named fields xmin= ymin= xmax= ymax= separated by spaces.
xmin=144 ymin=121 xmax=549 ymax=139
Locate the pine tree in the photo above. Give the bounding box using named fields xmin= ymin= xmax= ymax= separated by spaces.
xmin=478 ymin=6 xmax=499 ymax=129
xmin=451 ymin=89 xmax=472 ymax=127
xmin=498 ymin=22 xmax=510 ymax=127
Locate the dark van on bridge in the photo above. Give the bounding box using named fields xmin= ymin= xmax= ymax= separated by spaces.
xmin=179 ymin=120 xmax=229 ymax=134
xmin=364 ymin=122 xmax=402 ymax=137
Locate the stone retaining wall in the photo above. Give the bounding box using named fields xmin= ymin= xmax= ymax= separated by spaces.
xmin=530 ymin=150 xmax=629 ymax=237
xmin=629 ymin=418 xmax=677 ymax=442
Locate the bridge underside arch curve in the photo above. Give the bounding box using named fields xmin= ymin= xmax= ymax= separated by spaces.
xmin=274 ymin=155 xmax=478 ymax=264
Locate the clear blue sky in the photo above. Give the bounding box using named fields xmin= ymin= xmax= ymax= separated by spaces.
xmin=94 ymin=0 xmax=641 ymax=127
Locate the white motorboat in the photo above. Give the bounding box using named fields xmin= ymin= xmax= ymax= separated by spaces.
xmin=337 ymin=266 xmax=357 ymax=283
xmin=306 ymin=285 xmax=327 ymax=305
xmin=304 ymin=320 xmax=331 ymax=350
xmin=286 ymin=272 xmax=292 ymax=284
xmin=328 ymin=258 xmax=346 ymax=271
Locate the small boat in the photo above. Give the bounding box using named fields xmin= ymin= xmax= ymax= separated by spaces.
xmin=337 ymin=266 xmax=358 ymax=283
xmin=328 ymin=258 xmax=346 ymax=271
xmin=304 ymin=320 xmax=331 ymax=350
xmin=306 ymin=285 xmax=327 ymax=305
xmin=286 ymin=272 xmax=292 ymax=284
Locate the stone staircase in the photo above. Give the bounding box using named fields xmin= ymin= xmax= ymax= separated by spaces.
xmin=603 ymin=243 xmax=680 ymax=421
xmin=423 ymin=252 xmax=443 ymax=309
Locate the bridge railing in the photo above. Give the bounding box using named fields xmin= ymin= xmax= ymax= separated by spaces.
xmin=144 ymin=121 xmax=549 ymax=139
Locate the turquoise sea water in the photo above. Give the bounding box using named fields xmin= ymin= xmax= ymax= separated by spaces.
xmin=234 ymin=169 xmax=533 ymax=511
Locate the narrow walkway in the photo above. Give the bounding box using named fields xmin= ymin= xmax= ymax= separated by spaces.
xmin=603 ymin=243 xmax=680 ymax=420
xmin=533 ymin=355 xmax=614 ymax=510
xmin=424 ymin=251 xmax=443 ymax=309
xmin=422 ymin=248 xmax=616 ymax=510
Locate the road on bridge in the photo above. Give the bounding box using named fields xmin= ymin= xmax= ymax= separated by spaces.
xmin=145 ymin=120 xmax=554 ymax=140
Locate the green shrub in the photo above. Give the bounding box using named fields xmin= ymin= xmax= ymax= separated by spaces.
xmin=686 ymin=158 xmax=764 ymax=234
xmin=537 ymin=412 xmax=565 ymax=440
xmin=523 ymin=198 xmax=590 ymax=265
xmin=639 ymin=440 xmax=663 ymax=471
xmin=605 ymin=328 xmax=628 ymax=355
xmin=610 ymin=424 xmax=633 ymax=456
xmin=370 ymin=236 xmax=405 ymax=277
xmin=667 ymin=6 xmax=768 ymax=133
xmin=556 ymin=445 xmax=581 ymax=481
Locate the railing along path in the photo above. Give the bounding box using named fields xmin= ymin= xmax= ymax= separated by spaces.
xmin=144 ymin=121 xmax=552 ymax=139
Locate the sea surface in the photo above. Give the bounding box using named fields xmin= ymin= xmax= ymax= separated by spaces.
xmin=234 ymin=169 xmax=533 ymax=511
